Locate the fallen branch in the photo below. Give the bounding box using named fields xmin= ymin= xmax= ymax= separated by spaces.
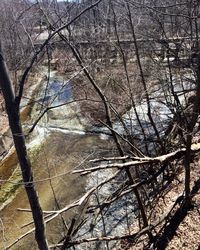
xmin=73 ymin=143 xmax=200 ymax=175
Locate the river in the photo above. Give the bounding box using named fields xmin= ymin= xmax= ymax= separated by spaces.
xmin=0 ymin=71 xmax=116 ymax=249
xmin=0 ymin=68 xmax=195 ymax=249
xmin=0 ymin=132 xmax=114 ymax=249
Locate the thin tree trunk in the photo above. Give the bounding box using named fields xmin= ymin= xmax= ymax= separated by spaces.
xmin=126 ymin=2 xmax=164 ymax=153
xmin=0 ymin=44 xmax=49 ymax=250
xmin=112 ymin=4 xmax=149 ymax=155
xmin=64 ymin=39 xmax=153 ymax=241
xmin=184 ymin=14 xmax=200 ymax=205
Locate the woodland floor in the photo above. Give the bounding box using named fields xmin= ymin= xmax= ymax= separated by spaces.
xmin=127 ymin=155 xmax=200 ymax=250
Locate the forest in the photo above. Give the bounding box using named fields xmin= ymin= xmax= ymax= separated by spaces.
xmin=0 ymin=0 xmax=200 ymax=249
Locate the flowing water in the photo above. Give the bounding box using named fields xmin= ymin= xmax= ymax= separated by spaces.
xmin=0 ymin=133 xmax=113 ymax=249
xmin=0 ymin=69 xmax=195 ymax=249
xmin=0 ymin=72 xmax=115 ymax=249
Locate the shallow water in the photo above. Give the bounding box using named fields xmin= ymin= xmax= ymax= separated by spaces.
xmin=0 ymin=132 xmax=112 ymax=249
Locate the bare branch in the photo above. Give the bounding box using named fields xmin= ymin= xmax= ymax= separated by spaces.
xmin=73 ymin=143 xmax=200 ymax=175
xmin=16 ymin=0 xmax=103 ymax=108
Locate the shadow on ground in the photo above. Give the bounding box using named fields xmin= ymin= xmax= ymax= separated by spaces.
xmin=149 ymin=179 xmax=200 ymax=250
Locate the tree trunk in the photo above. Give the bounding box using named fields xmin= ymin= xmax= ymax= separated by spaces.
xmin=0 ymin=44 xmax=49 ymax=249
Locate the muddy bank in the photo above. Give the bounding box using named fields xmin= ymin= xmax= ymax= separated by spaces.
xmin=0 ymin=132 xmax=112 ymax=249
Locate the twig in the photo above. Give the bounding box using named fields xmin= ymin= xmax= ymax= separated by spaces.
xmin=5 ymin=228 xmax=35 ymax=250
xmin=17 ymin=171 xmax=120 ymax=228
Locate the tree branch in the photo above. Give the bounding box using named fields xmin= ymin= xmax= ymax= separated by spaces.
xmin=73 ymin=143 xmax=200 ymax=175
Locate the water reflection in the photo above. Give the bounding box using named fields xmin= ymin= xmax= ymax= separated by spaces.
xmin=41 ymin=79 xmax=73 ymax=106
